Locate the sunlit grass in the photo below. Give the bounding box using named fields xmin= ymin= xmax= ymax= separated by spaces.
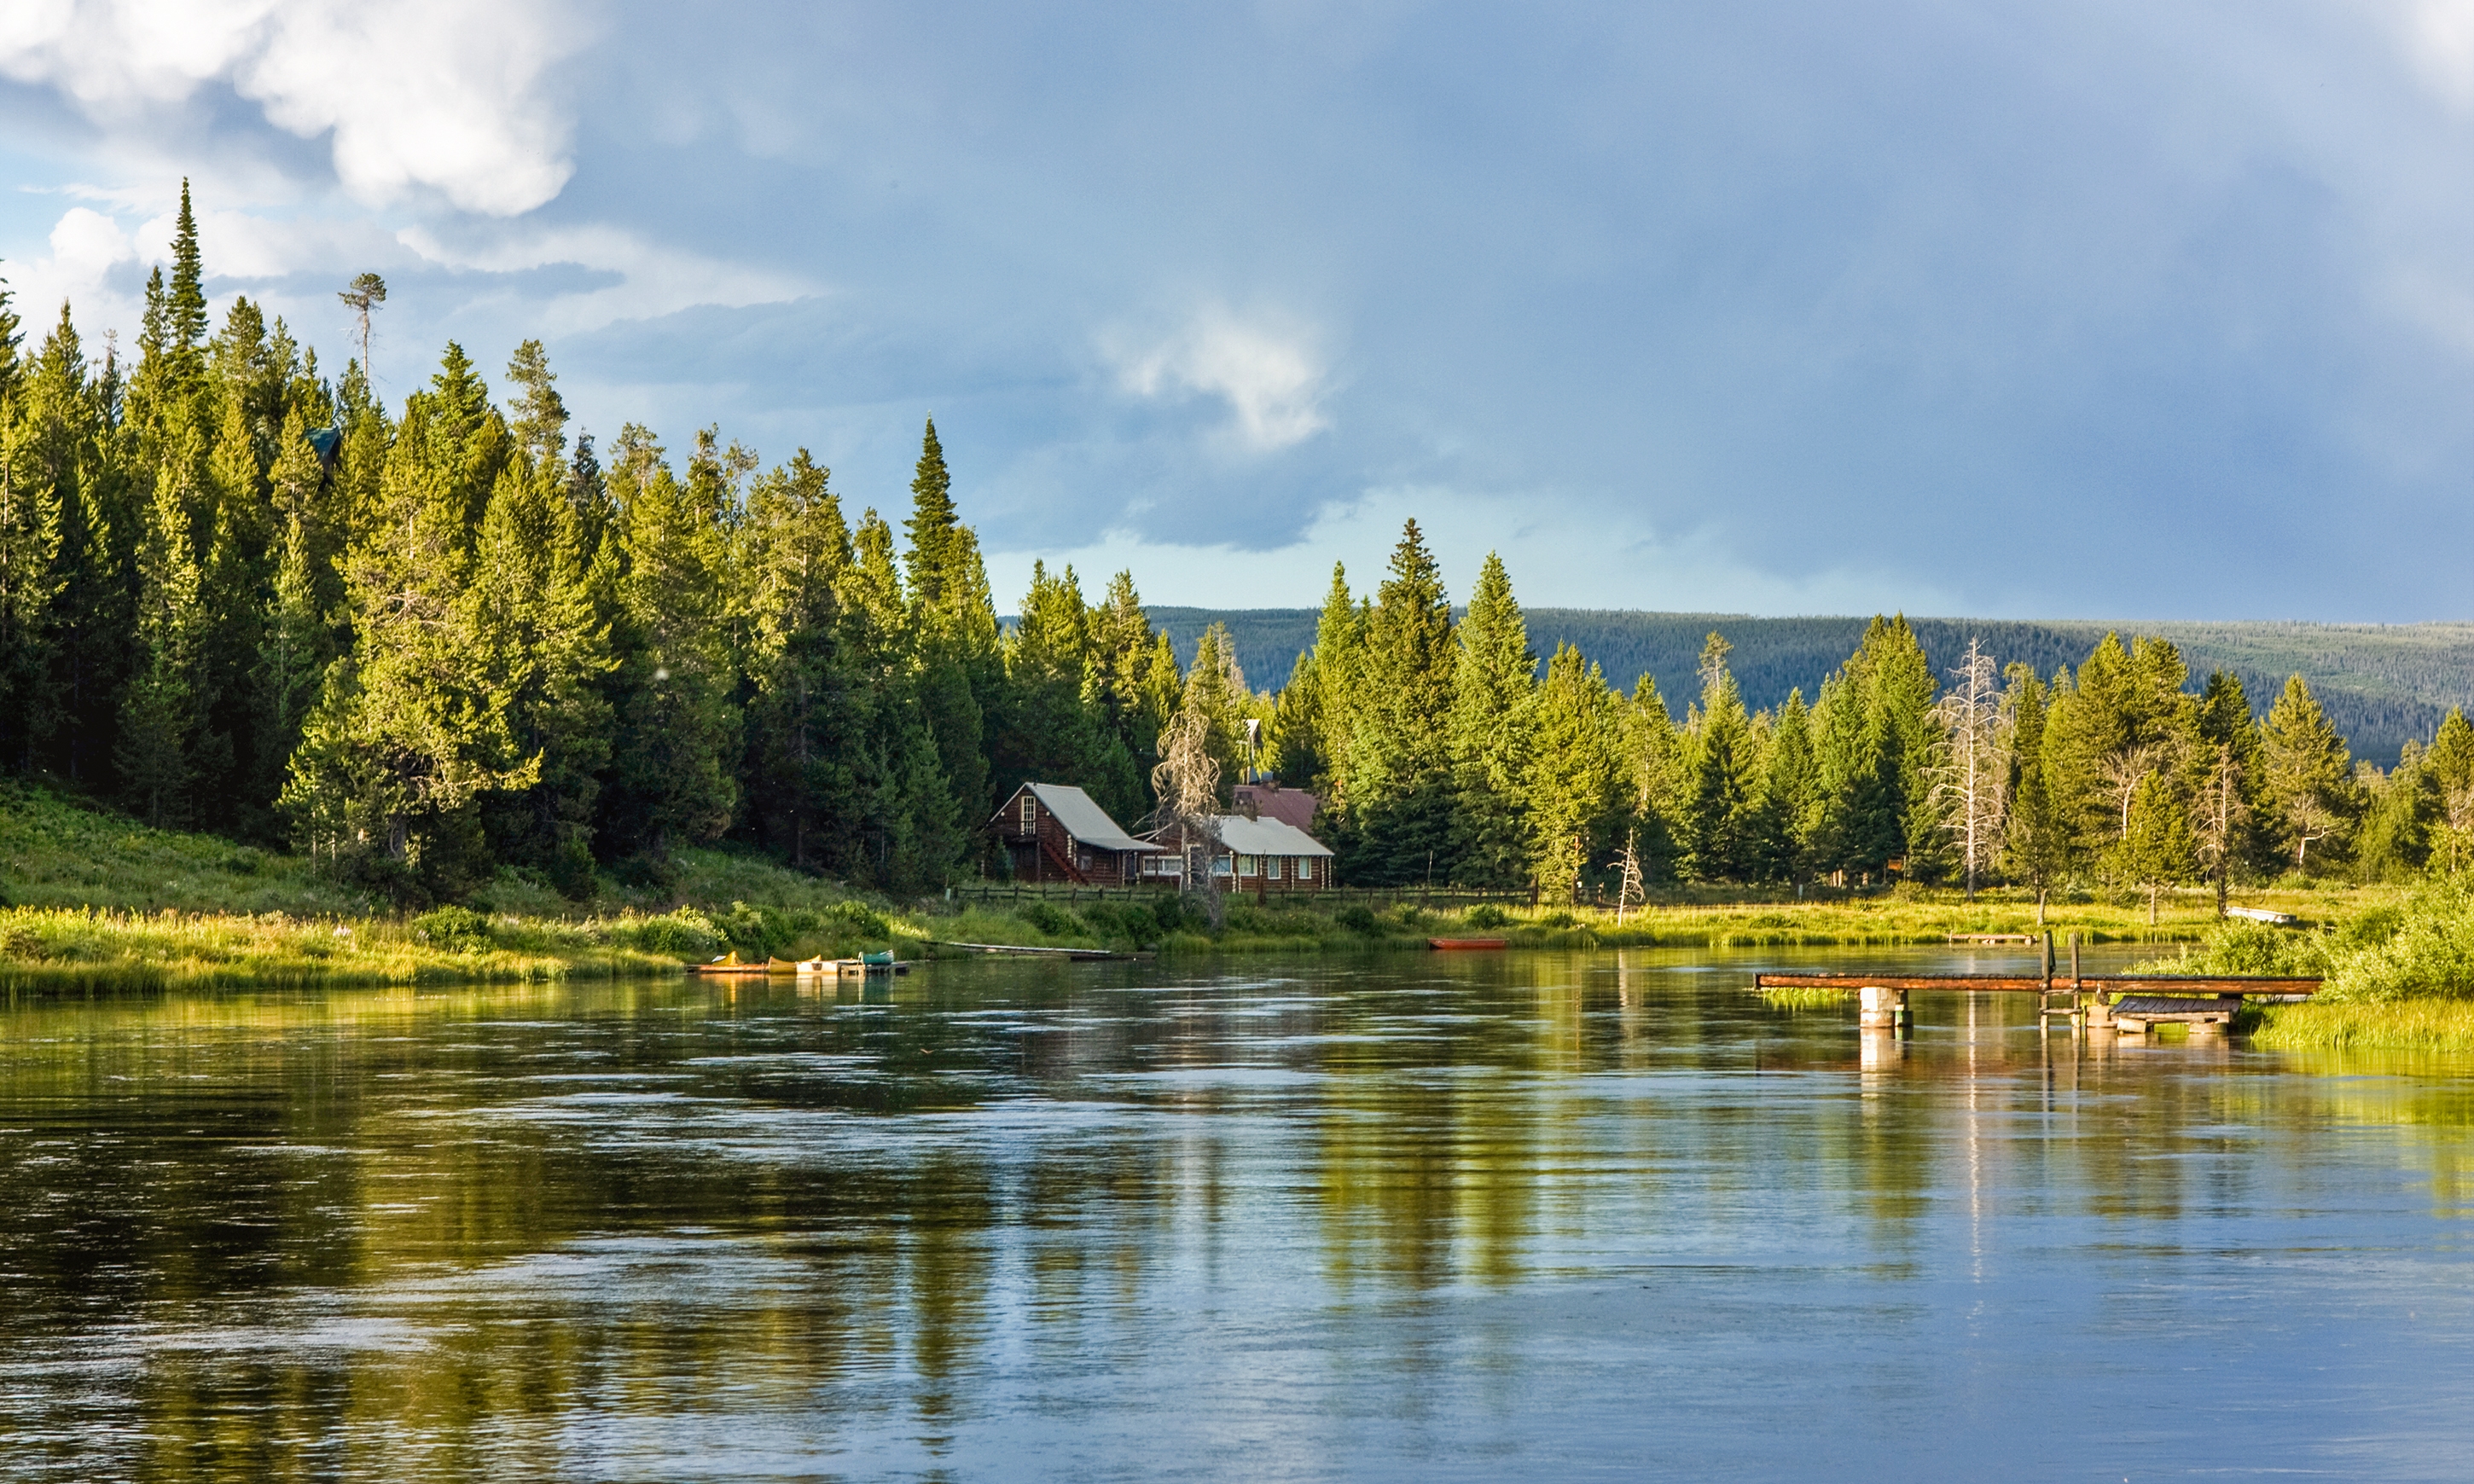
xmin=2252 ymin=999 xmax=2474 ymax=1052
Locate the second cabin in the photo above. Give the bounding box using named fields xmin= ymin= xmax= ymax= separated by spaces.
xmin=991 ymin=782 xmax=1162 ymax=886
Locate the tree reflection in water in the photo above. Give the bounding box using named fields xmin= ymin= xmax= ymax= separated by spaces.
xmin=2 ymin=951 xmax=2471 ymax=1480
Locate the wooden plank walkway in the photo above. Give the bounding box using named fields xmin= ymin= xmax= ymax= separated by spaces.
xmin=1754 ymin=973 xmax=2320 ymax=996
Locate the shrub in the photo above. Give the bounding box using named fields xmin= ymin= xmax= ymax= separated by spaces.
xmin=818 ymin=899 xmax=892 ymax=942
xmin=1334 ymin=903 xmax=1380 ymax=936
xmin=1464 ymin=904 xmax=1511 ymax=930
xmin=410 ymin=905 xmax=491 ymax=954
xmin=613 ymin=907 xmax=723 ymax=960
xmin=1019 ymin=901 xmax=1081 ymax=938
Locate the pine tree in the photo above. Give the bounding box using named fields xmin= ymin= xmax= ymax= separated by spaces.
xmin=2193 ymin=670 xmax=2274 ymax=879
xmin=1678 ymin=633 xmax=1762 ymax=882
xmin=597 ymin=425 xmax=737 ymax=866
xmin=28 ymin=304 xmax=126 ymax=785
xmin=992 ymin=561 xmax=1141 ymax=821
xmin=0 ymin=389 xmax=65 ymax=769
xmin=1341 ymin=519 xmax=1456 ymax=885
xmin=2429 ymin=708 xmax=2474 ymax=872
xmin=2261 ymin=674 xmax=2354 ymax=872
xmin=253 ymin=507 xmax=323 ymax=811
xmin=1304 ymin=563 xmax=1364 ymax=808
xmin=1446 ymin=552 xmax=1536 ymax=888
xmin=900 ymin=419 xmax=996 ymax=841
xmin=282 ymin=393 xmax=534 ymax=898
xmin=845 ymin=507 xmax=962 ymax=888
xmin=1758 ymin=689 xmax=1820 ymax=882
xmin=117 ymin=460 xmax=208 ymax=827
xmin=468 ymin=456 xmax=615 ymax=894
xmin=2000 ymin=666 xmax=2071 ymax=921
xmin=1621 ymin=674 xmax=1684 ymax=882
xmin=167 ymin=181 xmax=209 ymax=360
xmin=1085 ymin=569 xmax=1174 ymax=796
xmin=731 ymin=451 xmax=859 ymax=873
xmin=0 ymin=269 xmax=21 ymax=402
xmin=2117 ymin=771 xmax=2198 ymax=925
xmin=1526 ymin=643 xmax=1623 ymax=901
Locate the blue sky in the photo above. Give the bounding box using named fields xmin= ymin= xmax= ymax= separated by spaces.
xmin=5 ymin=1 xmax=2474 ymax=620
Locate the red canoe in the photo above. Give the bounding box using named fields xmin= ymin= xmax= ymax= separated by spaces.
xmin=1428 ymin=937 xmax=1508 ymax=950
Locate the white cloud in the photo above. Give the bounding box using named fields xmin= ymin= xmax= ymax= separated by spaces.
xmin=396 ymin=223 xmax=813 ymax=335
xmin=0 ymin=0 xmax=584 ymax=215
xmin=2 ymin=206 xmax=136 ymax=334
xmin=1112 ymin=304 xmax=1333 ymax=451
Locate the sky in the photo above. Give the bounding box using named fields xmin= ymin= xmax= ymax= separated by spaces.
xmin=4 ymin=1 xmax=2474 ymax=622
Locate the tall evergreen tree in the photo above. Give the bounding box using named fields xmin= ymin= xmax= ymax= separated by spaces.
xmin=1678 ymin=633 xmax=1763 ymax=882
xmin=901 ymin=419 xmax=996 ymax=843
xmin=733 ymin=451 xmax=862 ymax=874
xmin=2261 ymin=674 xmax=2354 ymax=872
xmin=2001 ymin=665 xmax=2072 ymax=920
xmin=1447 ymin=552 xmax=1536 ymax=888
xmin=281 ymin=392 xmax=533 ymax=897
xmin=1527 ymin=643 xmax=1623 ymax=900
xmin=596 ymin=425 xmax=737 ymax=867
xmin=116 ymin=450 xmax=209 ymax=827
xmin=0 ymin=387 xmax=65 ymax=769
xmin=1340 ymin=519 xmax=1456 ymax=885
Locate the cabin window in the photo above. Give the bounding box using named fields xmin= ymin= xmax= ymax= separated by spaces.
xmin=1298 ymin=858 xmax=1315 ymax=882
xmin=1266 ymin=857 xmax=1282 ymax=880
xmin=1213 ymin=855 xmax=1234 ymax=877
xmin=1019 ymin=794 xmax=1036 ymax=832
xmin=1237 ymin=854 xmax=1258 ymax=877
xmin=1077 ymin=850 xmax=1092 ymax=871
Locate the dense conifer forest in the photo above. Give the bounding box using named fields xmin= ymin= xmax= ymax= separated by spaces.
xmin=2 ymin=189 xmax=2466 ymax=907
xmin=1150 ymin=611 xmax=2474 ymax=768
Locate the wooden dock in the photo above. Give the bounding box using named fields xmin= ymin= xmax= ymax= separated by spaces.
xmin=1755 ymin=931 xmax=2320 ymax=1036
xmin=926 ymin=940 xmax=1136 ymax=962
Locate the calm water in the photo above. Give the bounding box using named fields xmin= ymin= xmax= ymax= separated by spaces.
xmin=4 ymin=948 xmax=2474 ymax=1481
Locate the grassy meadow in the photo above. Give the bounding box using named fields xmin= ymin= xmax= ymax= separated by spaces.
xmin=2 ymin=781 xmax=2457 ymax=1010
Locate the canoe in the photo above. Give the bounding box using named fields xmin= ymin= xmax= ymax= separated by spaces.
xmin=688 ymin=954 xmax=772 ymax=976
xmin=1428 ymin=937 xmax=1508 ymax=951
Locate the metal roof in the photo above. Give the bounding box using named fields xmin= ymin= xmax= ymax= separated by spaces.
xmin=1015 ymin=783 xmax=1159 ymax=853
xmin=1232 ymin=783 xmax=1318 ymax=832
xmin=1211 ymin=814 xmax=1334 ymax=857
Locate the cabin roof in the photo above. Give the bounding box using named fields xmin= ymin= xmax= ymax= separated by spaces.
xmin=1002 ymin=782 xmax=1159 ymax=853
xmin=1232 ymin=782 xmax=1318 ymax=832
xmin=1205 ymin=814 xmax=1334 ymax=857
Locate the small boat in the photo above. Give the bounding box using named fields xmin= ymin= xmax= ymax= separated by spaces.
xmin=1429 ymin=937 xmax=1508 ymax=951
xmin=687 ymin=952 xmax=773 ymax=976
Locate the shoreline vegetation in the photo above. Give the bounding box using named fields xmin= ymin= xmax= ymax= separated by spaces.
xmin=14 ymin=787 xmax=2474 ymax=1052
xmin=0 ymin=782 xmax=2408 ymax=992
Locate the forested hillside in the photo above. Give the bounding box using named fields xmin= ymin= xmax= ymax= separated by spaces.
xmin=1151 ymin=609 xmax=2474 ymax=766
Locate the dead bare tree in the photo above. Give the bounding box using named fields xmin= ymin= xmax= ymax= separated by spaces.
xmin=2446 ymin=785 xmax=2474 ymax=874
xmin=1930 ymin=637 xmax=2010 ymax=896
xmin=1614 ymin=827 xmax=1646 ymax=924
xmin=2192 ymin=740 xmax=2248 ymax=918
xmin=337 ymin=272 xmax=386 ymax=380
xmin=1149 ymin=703 xmax=1226 ymax=927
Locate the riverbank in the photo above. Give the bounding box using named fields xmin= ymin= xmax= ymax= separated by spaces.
xmin=0 ymin=781 xmax=2413 ymax=988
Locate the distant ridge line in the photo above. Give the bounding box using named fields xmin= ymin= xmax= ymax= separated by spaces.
xmin=1143 ymin=607 xmax=2474 ymax=767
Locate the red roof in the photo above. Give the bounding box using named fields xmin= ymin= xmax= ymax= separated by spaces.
xmin=1233 ymin=782 xmax=1318 ymax=832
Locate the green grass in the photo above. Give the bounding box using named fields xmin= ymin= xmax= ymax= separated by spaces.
xmin=1754 ymin=985 xmax=1858 ymax=1008
xmin=0 ymin=779 xmax=2428 ymax=992
xmin=2250 ymin=999 xmax=2474 ymax=1052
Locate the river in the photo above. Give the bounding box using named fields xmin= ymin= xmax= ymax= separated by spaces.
xmin=3 ymin=947 xmax=2471 ymax=1480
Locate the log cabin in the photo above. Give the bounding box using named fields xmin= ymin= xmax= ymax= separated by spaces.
xmin=1141 ymin=814 xmax=1336 ymax=892
xmin=991 ymin=783 xmax=1163 ymax=885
